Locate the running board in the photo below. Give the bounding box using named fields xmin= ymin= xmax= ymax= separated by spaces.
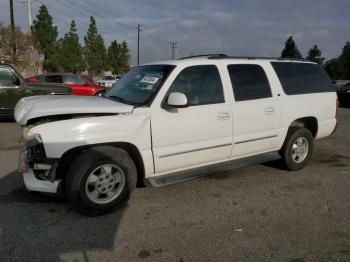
xmin=147 ymin=151 xmax=281 ymax=187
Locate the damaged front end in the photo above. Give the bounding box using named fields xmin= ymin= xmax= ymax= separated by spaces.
xmin=18 ymin=132 xmax=60 ymax=194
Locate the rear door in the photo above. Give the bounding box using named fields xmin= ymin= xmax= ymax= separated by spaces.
xmin=227 ymin=63 xmax=281 ymax=157
xmin=45 ymin=74 xmax=63 ymax=84
xmin=151 ymin=65 xmax=233 ymax=174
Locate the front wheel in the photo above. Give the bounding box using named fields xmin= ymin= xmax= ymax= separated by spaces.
xmin=65 ymin=146 xmax=137 ymax=216
xmin=279 ymin=127 xmax=314 ymax=171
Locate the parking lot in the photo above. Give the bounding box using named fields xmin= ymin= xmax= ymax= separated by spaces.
xmin=0 ymin=109 xmax=349 ymax=262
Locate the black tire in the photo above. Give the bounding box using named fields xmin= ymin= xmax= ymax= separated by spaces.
xmin=65 ymin=146 xmax=137 ymax=216
xmin=279 ymin=127 xmax=314 ymax=171
xmin=95 ymin=91 xmax=104 ymax=97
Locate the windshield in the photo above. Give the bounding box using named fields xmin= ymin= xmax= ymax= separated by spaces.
xmin=105 ymin=65 xmax=175 ymax=106
xmin=102 ymin=76 xmax=116 ymax=80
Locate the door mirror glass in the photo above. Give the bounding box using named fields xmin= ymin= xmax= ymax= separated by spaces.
xmin=166 ymin=92 xmax=188 ymax=108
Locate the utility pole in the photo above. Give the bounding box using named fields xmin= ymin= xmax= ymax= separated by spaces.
xmin=27 ymin=0 xmax=35 ymax=74
xmin=137 ymin=24 xmax=141 ymax=65
xmin=27 ymin=0 xmax=32 ymax=32
xmin=171 ymin=42 xmax=177 ymax=60
xmin=9 ymin=0 xmax=16 ymax=64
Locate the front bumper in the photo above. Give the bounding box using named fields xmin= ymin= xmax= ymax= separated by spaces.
xmin=18 ymin=147 xmax=60 ymax=193
xmin=22 ymin=168 xmax=59 ymax=193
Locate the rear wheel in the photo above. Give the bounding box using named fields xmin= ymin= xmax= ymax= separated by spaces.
xmin=280 ymin=127 xmax=314 ymax=171
xmin=65 ymin=146 xmax=137 ymax=216
xmin=95 ymin=91 xmax=104 ymax=97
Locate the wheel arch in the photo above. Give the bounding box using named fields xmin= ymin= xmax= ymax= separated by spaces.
xmin=289 ymin=116 xmax=318 ymax=137
xmin=56 ymin=142 xmax=146 ymax=187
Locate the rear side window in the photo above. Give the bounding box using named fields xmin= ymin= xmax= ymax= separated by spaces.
xmin=0 ymin=67 xmax=14 ymax=86
xmin=168 ymin=65 xmax=224 ymax=106
xmin=45 ymin=75 xmax=63 ymax=83
xmin=63 ymin=75 xmax=85 ymax=85
xmin=271 ymin=62 xmax=334 ymax=95
xmin=227 ymin=64 xmax=272 ymax=101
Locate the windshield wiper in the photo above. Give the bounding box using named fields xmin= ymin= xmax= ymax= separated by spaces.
xmin=106 ymin=95 xmax=144 ymax=106
xmin=107 ymin=95 xmax=132 ymax=104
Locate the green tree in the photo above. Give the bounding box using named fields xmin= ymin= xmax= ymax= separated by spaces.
xmin=306 ymin=45 xmax=324 ymax=64
xmin=59 ymin=20 xmax=85 ymax=73
xmin=281 ymin=36 xmax=303 ymax=59
xmin=84 ymin=16 xmax=106 ymax=77
xmin=119 ymin=40 xmax=130 ymax=73
xmin=325 ymin=41 xmax=350 ymax=80
xmin=339 ymin=41 xmax=350 ymax=79
xmin=32 ymin=5 xmax=58 ymax=71
xmin=324 ymin=58 xmax=342 ymax=79
xmin=107 ymin=40 xmax=121 ymax=74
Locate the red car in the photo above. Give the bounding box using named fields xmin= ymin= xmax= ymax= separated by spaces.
xmin=26 ymin=73 xmax=107 ymax=96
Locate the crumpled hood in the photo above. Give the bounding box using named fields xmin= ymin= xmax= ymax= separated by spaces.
xmin=14 ymin=95 xmax=134 ymax=125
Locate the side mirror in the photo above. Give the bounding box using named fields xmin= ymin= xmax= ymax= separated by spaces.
xmin=12 ymin=75 xmax=21 ymax=86
xmin=165 ymin=92 xmax=188 ymax=108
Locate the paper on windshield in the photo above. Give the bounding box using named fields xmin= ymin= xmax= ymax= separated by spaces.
xmin=140 ymin=76 xmax=159 ymax=85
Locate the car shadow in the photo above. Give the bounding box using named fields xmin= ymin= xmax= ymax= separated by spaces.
xmin=0 ymin=170 xmax=125 ymax=261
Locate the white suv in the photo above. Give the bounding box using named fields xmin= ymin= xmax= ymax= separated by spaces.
xmin=96 ymin=75 xmax=120 ymax=88
xmin=15 ymin=55 xmax=337 ymax=215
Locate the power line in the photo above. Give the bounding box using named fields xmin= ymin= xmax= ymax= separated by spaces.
xmin=141 ymin=25 xmax=171 ymax=44
xmin=60 ymin=0 xmax=136 ymax=30
xmin=142 ymin=31 xmax=170 ymax=45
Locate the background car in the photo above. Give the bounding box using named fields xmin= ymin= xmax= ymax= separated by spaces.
xmin=96 ymin=75 xmax=121 ymax=88
xmin=335 ymin=81 xmax=350 ymax=107
xmin=26 ymin=73 xmax=107 ymax=96
xmin=0 ymin=64 xmax=72 ymax=118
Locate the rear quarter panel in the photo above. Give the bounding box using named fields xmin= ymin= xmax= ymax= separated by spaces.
xmin=279 ymin=92 xmax=337 ymax=141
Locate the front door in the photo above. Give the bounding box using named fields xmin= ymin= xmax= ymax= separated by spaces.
xmin=151 ymin=65 xmax=232 ymax=174
xmin=0 ymin=66 xmax=26 ymax=115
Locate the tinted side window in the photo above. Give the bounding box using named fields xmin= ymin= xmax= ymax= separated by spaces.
xmin=0 ymin=68 xmax=14 ymax=86
xmin=63 ymin=75 xmax=85 ymax=85
xmin=45 ymin=75 xmax=63 ymax=83
xmin=38 ymin=76 xmax=46 ymax=82
xmin=168 ymin=65 xmax=224 ymax=106
xmin=227 ymin=64 xmax=272 ymax=101
xmin=271 ymin=62 xmax=334 ymax=95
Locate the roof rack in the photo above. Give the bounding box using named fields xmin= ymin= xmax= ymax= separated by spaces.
xmin=178 ymin=54 xmax=228 ymax=60
xmin=207 ymin=55 xmax=306 ymax=61
xmin=179 ymin=54 xmax=306 ymax=61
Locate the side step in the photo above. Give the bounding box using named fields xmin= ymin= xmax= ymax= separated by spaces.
xmin=147 ymin=151 xmax=281 ymax=187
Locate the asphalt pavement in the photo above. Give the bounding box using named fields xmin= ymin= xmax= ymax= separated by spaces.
xmin=0 ymin=109 xmax=349 ymax=262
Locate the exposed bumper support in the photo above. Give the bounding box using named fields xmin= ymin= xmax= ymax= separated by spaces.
xmin=22 ymin=169 xmax=60 ymax=193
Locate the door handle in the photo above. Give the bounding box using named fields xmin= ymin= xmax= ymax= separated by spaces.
xmin=217 ymin=111 xmax=230 ymax=121
xmin=265 ymin=106 xmax=275 ymax=114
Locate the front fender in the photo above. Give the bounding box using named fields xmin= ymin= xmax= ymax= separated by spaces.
xmin=28 ymin=114 xmax=151 ymax=159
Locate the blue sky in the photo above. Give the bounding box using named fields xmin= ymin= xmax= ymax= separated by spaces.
xmin=1 ymin=0 xmax=350 ymax=65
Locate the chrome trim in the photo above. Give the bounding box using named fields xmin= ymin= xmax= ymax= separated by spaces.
xmin=158 ymin=143 xmax=232 ymax=158
xmin=235 ymin=135 xmax=277 ymax=144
